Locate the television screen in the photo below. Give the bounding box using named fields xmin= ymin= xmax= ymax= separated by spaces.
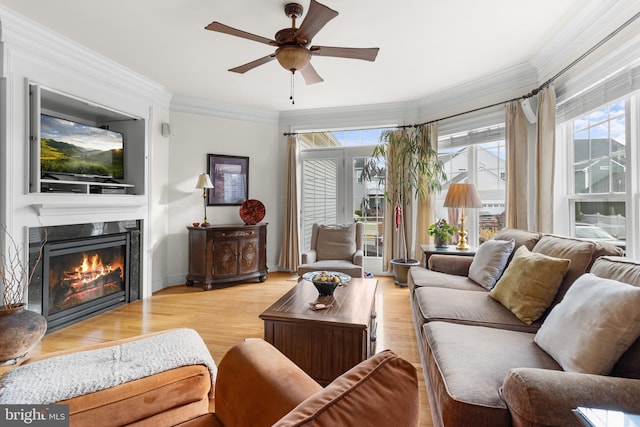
xmin=40 ymin=114 xmax=124 ymax=179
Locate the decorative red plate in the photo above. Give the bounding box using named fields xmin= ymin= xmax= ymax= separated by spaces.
xmin=239 ymin=199 xmax=266 ymax=225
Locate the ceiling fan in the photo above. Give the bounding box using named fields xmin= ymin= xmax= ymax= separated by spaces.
xmin=204 ymin=0 xmax=380 ymax=86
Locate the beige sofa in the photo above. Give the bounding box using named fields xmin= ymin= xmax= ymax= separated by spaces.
xmin=408 ymin=228 xmax=640 ymax=427
xmin=0 ymin=331 xmax=419 ymax=426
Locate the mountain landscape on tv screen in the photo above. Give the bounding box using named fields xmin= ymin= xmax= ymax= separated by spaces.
xmin=41 ymin=138 xmax=123 ymax=178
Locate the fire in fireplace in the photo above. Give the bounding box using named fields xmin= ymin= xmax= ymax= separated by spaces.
xmin=48 ymin=246 xmax=125 ymax=316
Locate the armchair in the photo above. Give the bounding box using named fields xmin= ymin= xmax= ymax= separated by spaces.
xmin=297 ymin=222 xmax=364 ymax=278
xmin=0 ymin=331 xmax=420 ymax=427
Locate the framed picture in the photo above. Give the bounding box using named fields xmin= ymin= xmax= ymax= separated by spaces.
xmin=207 ymin=154 xmax=249 ymax=206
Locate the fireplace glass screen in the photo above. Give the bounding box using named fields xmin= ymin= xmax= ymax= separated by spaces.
xmin=43 ymin=235 xmax=129 ymax=328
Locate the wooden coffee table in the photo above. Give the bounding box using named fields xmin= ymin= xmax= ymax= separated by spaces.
xmin=260 ymin=277 xmax=378 ymax=385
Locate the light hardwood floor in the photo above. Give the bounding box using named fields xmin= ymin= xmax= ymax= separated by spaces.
xmin=26 ymin=272 xmax=433 ymax=427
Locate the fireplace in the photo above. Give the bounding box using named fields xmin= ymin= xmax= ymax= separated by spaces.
xmin=29 ymin=221 xmax=141 ymax=332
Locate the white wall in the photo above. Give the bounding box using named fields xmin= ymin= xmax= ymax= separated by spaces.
xmin=164 ymin=109 xmax=281 ymax=285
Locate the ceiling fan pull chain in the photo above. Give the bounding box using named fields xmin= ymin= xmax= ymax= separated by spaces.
xmin=290 ymin=71 xmax=295 ymax=104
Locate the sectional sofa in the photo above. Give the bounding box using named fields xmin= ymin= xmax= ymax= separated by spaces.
xmin=408 ymin=228 xmax=640 ymax=427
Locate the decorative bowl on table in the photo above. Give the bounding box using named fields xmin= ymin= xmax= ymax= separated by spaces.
xmin=302 ymin=271 xmax=351 ymax=296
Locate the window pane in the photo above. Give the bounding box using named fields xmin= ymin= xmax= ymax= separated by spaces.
xmin=573 ymin=131 xmax=588 ymax=162
xmin=299 ymin=129 xmax=387 ymax=148
xmin=574 ymin=164 xmax=587 ymax=193
xmin=588 ymin=161 xmax=609 ymax=192
xmin=574 ymin=201 xmax=625 ymax=253
xmin=354 ymin=156 xmax=384 ymax=257
xmin=574 ymin=116 xmax=589 ymax=132
xmin=438 ymin=131 xmax=506 ymax=246
xmin=588 ymin=106 xmax=608 ymax=123
xmin=571 ymin=100 xmax=626 ymax=194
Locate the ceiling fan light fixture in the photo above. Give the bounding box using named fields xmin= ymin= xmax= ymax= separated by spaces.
xmin=276 ymin=45 xmax=311 ymax=72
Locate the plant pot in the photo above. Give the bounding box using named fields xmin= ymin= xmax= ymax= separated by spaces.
xmin=434 ymin=237 xmax=450 ymax=248
xmin=0 ymin=304 xmax=47 ymax=366
xmin=390 ymin=258 xmax=421 ymax=287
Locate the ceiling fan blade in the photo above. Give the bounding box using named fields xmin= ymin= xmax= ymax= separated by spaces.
xmin=205 ymin=22 xmax=275 ymax=46
xmin=310 ymin=46 xmax=380 ymax=61
xmin=229 ymin=54 xmax=276 ymax=74
xmin=295 ymin=0 xmax=339 ymax=44
xmin=300 ymin=63 xmax=324 ymax=85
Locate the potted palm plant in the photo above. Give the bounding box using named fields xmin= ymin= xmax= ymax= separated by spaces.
xmin=0 ymin=224 xmax=47 ymax=365
xmin=364 ymin=125 xmax=446 ymax=285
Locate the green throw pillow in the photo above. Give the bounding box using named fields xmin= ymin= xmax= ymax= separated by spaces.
xmin=489 ymin=245 xmax=570 ymax=324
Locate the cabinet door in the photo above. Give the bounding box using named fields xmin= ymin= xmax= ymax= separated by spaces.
xmin=188 ymin=230 xmax=207 ymax=277
xmin=238 ymin=236 xmax=260 ymax=274
xmin=212 ymin=240 xmax=239 ymax=278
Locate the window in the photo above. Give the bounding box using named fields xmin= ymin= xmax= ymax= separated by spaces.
xmin=567 ymin=99 xmax=627 ymax=253
xmin=572 ymin=100 xmax=626 ymax=194
xmin=437 ymin=123 xmax=506 ymax=246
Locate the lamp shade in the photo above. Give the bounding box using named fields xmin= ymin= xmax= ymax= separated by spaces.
xmin=443 ymin=183 xmax=483 ymax=208
xmin=195 ymin=173 xmax=214 ymax=189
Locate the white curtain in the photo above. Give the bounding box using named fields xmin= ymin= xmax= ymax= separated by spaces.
xmin=505 ymin=101 xmax=529 ymax=230
xmin=277 ymin=135 xmax=300 ymax=271
xmin=447 ymin=207 xmax=460 ymax=245
xmin=535 ymin=86 xmax=556 ymax=233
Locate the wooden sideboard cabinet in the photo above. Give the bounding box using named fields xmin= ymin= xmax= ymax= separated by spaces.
xmin=186 ymin=223 xmax=268 ymax=290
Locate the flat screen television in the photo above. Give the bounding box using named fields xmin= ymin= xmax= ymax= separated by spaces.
xmin=40 ymin=114 xmax=124 ymax=180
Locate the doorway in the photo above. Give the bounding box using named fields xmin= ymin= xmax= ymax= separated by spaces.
xmin=300 ymin=146 xmax=384 ymax=274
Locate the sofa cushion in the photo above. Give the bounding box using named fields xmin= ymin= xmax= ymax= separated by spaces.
xmin=489 ymin=246 xmax=570 ymax=324
xmin=493 ymin=228 xmax=541 ymax=252
xmin=413 ymin=287 xmax=540 ymax=332
xmin=590 ymin=256 xmax=640 ymax=285
xmin=408 ymin=266 xmax=484 ymax=292
xmin=273 ymin=349 xmax=419 ymax=426
xmin=422 ymin=322 xmax=561 ymax=427
xmin=315 ymin=223 xmax=356 ymax=261
xmin=535 ymin=273 xmax=640 ymax=375
xmin=590 ymin=256 xmax=640 ymax=378
xmin=531 ymin=235 xmax=599 ymax=307
xmin=468 ymin=239 xmax=515 ymax=290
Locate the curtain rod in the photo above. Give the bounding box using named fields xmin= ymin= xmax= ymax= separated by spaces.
xmin=285 ymin=10 xmax=640 ymax=136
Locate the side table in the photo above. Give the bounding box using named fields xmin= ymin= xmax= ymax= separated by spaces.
xmin=420 ymin=244 xmax=476 ymax=268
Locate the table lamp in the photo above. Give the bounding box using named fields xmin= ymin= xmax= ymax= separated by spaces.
xmin=443 ymin=183 xmax=483 ymax=250
xmin=195 ymin=173 xmax=214 ymax=227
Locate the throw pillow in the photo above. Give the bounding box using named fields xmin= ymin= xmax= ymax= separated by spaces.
xmin=489 ymin=246 xmax=570 ymax=324
xmin=468 ymin=239 xmax=515 ymax=290
xmin=315 ymin=223 xmax=356 ymax=261
xmin=534 ymin=273 xmax=640 ymax=375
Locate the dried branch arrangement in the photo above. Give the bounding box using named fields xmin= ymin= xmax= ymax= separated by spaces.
xmin=0 ymin=224 xmax=45 ymax=309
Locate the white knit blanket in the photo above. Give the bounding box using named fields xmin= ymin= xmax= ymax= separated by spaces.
xmin=0 ymin=328 xmax=218 ymax=404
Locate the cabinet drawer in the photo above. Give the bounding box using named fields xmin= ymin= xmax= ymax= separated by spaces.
xmin=212 ymin=229 xmax=257 ymax=239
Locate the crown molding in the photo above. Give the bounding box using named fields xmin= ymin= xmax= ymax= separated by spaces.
xmin=170 ymin=94 xmax=279 ymax=125
xmin=0 ymin=5 xmax=172 ymax=108
xmin=279 ymin=100 xmax=418 ymax=132
xmin=415 ymin=62 xmax=538 ymax=124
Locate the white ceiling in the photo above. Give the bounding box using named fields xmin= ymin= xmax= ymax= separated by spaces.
xmin=0 ymin=0 xmax=597 ymax=112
